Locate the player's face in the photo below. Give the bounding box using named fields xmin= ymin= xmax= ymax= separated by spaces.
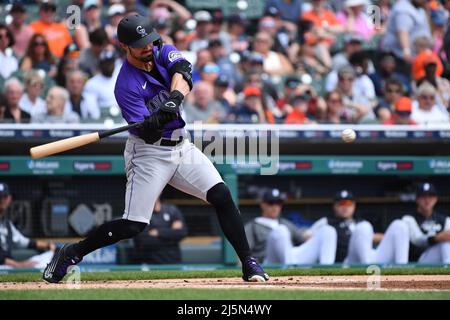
xmin=261 ymin=201 xmax=283 ymax=219
xmin=128 ymin=43 xmax=154 ymax=62
xmin=416 ymin=195 xmax=438 ymax=214
xmin=334 ymin=200 xmax=356 ymax=219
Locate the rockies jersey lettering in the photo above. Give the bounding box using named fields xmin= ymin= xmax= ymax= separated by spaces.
xmin=402 ymin=212 xmax=450 ymax=261
xmin=114 ymin=44 xmax=187 ymax=138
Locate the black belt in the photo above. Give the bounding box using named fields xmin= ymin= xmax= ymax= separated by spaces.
xmin=159 ymin=136 xmax=184 ymax=146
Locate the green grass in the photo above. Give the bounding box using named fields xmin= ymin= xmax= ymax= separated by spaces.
xmin=1 ymin=288 xmax=449 ymax=300
xmin=1 ymin=267 xmax=449 ymax=283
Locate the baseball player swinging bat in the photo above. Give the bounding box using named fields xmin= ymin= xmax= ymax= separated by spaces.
xmin=42 ymin=14 xmax=268 ymax=285
xmin=29 ymin=121 xmax=144 ymax=159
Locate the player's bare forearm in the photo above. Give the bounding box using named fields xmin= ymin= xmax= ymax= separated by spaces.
xmin=373 ymin=233 xmax=384 ymax=244
xmin=171 ymin=73 xmax=190 ymax=97
xmin=434 ymin=230 xmax=450 ymax=243
xmin=4 ymin=257 xmax=21 ymax=268
xmin=36 ymin=240 xmax=55 ymax=251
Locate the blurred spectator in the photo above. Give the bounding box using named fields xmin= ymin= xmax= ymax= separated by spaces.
xmin=413 ymin=50 xmax=450 ymax=108
xmin=20 ymin=33 xmax=57 ymax=77
xmin=264 ymin=1 xmax=303 ymax=23
xmin=335 ymin=66 xmax=376 ymax=123
xmin=208 ymin=39 xmax=240 ymax=84
xmin=383 ymin=97 xmax=417 ymax=125
xmin=321 ymin=90 xmax=352 ymax=123
xmin=402 ymin=182 xmax=450 ymax=264
xmin=257 ymin=14 xmax=291 ymax=56
xmin=369 ymin=51 xmax=411 ymax=97
xmin=73 ymin=0 xmax=103 ymax=49
xmin=252 ymin=32 xmax=293 ymax=76
xmin=172 ymin=29 xmax=196 ymax=65
xmin=374 ymin=78 xmax=405 ymax=122
xmin=0 ymin=24 xmax=18 ymax=80
xmin=430 ymin=9 xmax=448 ymax=55
xmin=79 ymin=28 xmax=110 ymax=77
xmin=210 ymin=10 xmax=231 ymax=51
xmin=152 ymin=16 xmax=173 ymax=45
xmin=105 ymin=4 xmax=126 ymax=45
xmin=192 ymin=48 xmax=212 ymax=83
xmin=240 ymin=70 xmax=279 ymax=116
xmin=84 ymin=50 xmax=119 ymax=110
xmin=337 ymin=0 xmax=375 ymax=40
xmin=331 ymin=33 xmax=364 ymax=71
xmin=348 ymin=51 xmax=377 ymax=105
xmin=276 ymin=76 xmax=302 ymax=111
xmin=302 ymin=0 xmax=345 ymax=68
xmin=296 ymin=40 xmax=330 ymax=78
xmin=32 ymin=86 xmax=79 ymax=124
xmin=132 ymin=197 xmax=187 ymax=264
xmin=0 ymin=94 xmax=7 ymax=120
xmin=224 ymin=14 xmax=250 ymax=53
xmin=119 ymin=0 xmax=148 ymax=16
xmin=183 ymin=81 xmax=225 ymax=123
xmin=64 ymin=70 xmax=100 ymax=120
xmin=279 ymin=77 xmax=326 ymax=121
xmin=376 ymin=0 xmax=392 ymax=31
xmin=149 ymin=0 xmax=192 ymax=26
xmin=284 ymin=94 xmax=317 ymax=124
xmin=1 ymin=78 xmax=30 ymax=123
xmin=214 ymin=75 xmax=236 ymax=112
xmin=413 ymin=35 xmax=434 ymax=56
xmin=327 ymin=50 xmax=376 ymax=94
xmin=29 ymin=1 xmax=72 ymax=58
xmin=381 ymin=0 xmax=431 ymax=63
xmin=199 ymin=63 xmax=220 ymax=85
xmin=228 ymin=86 xmax=275 ymax=124
xmin=412 ymin=50 xmax=444 ymax=82
xmin=0 ymin=182 xmax=56 ymax=269
xmin=411 ymin=83 xmax=450 ymax=124
xmin=19 ymin=70 xmax=46 ymax=117
xmin=7 ymin=3 xmax=33 ymax=59
xmin=189 ymin=10 xmax=213 ymax=53
xmin=55 ymin=43 xmax=81 ymax=87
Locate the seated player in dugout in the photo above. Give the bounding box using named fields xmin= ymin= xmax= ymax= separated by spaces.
xmin=402 ymin=182 xmax=450 ymax=264
xmin=309 ymin=190 xmax=409 ymax=265
xmin=133 ymin=196 xmax=187 ymax=264
xmin=0 ymin=182 xmax=56 ymax=269
xmin=43 ymin=15 xmax=269 ymax=283
xmin=245 ymin=188 xmax=337 ymax=265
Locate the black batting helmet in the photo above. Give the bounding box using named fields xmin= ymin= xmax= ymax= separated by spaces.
xmin=117 ymin=14 xmax=161 ymax=48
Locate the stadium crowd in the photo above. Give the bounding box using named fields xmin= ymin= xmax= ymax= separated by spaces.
xmin=0 ymin=0 xmax=449 ymax=125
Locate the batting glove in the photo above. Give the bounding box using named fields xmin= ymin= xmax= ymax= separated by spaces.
xmin=159 ymin=90 xmax=184 ymax=114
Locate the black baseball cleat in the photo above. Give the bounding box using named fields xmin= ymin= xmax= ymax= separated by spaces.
xmin=242 ymin=257 xmax=269 ymax=282
xmin=43 ymin=244 xmax=82 ymax=284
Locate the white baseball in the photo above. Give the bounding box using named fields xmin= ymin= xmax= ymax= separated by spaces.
xmin=341 ymin=129 xmax=356 ymax=143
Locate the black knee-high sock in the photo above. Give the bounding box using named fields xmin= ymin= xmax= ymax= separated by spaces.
xmin=206 ymin=183 xmax=251 ymax=263
xmin=68 ymin=219 xmax=146 ymax=258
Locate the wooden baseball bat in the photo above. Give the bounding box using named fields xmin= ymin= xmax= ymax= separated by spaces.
xmin=29 ymin=121 xmax=143 ymax=159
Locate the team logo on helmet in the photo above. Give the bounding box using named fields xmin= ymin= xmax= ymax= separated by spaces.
xmin=136 ymin=26 xmax=148 ymax=37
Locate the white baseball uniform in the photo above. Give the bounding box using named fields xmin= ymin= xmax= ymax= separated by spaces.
xmin=123 ymin=133 xmax=223 ymax=224
xmin=264 ymin=223 xmax=337 ymax=265
xmin=344 ymin=219 xmax=409 ymax=265
xmin=402 ymin=212 xmax=450 ymax=264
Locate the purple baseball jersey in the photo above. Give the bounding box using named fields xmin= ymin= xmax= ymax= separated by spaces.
xmin=114 ymin=44 xmax=187 ymax=138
